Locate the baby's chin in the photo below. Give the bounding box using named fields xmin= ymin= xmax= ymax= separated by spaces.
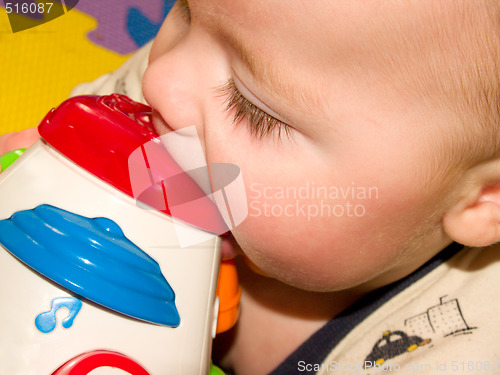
xmin=220 ymin=234 xmax=278 ymax=280
xmin=238 ymin=246 xmax=381 ymax=293
xmin=237 ymin=249 xmax=326 ymax=291
xmin=229 ymin=227 xmax=383 ymax=292
xmin=241 ymin=254 xmax=273 ymax=277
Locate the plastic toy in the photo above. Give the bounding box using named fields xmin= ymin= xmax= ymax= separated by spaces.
xmin=0 ymin=94 xmax=240 ymax=374
xmin=0 ymin=148 xmax=25 ymax=172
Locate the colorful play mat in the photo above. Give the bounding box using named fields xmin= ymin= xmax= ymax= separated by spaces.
xmin=0 ymin=0 xmax=173 ymax=134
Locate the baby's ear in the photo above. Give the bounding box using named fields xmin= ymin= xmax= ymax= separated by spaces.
xmin=443 ymin=159 xmax=500 ymax=247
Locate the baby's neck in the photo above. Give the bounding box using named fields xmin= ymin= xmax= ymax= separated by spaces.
xmin=213 ymin=258 xmax=366 ymax=375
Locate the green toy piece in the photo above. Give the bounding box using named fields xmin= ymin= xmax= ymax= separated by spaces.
xmin=0 ymin=148 xmax=25 ymax=172
xmin=209 ymin=363 xmax=226 ymax=375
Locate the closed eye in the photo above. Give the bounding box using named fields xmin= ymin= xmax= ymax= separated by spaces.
xmin=218 ymin=79 xmax=292 ymax=140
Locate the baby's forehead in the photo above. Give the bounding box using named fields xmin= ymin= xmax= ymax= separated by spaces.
xmin=199 ymin=0 xmax=497 ymax=136
xmin=309 ymin=1 xmax=497 ymax=103
xmin=221 ymin=1 xmax=487 ymax=88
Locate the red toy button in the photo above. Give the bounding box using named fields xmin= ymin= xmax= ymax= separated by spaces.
xmin=52 ymin=350 xmax=150 ymax=375
xmin=38 ymin=94 xmax=228 ymax=234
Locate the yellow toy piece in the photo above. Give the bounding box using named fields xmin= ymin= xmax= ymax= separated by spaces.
xmin=0 ymin=7 xmax=129 ymax=134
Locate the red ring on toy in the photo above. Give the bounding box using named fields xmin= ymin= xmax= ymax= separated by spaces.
xmin=52 ymin=350 xmax=150 ymax=375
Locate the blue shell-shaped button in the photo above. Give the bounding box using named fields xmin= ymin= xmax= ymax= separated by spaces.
xmin=0 ymin=205 xmax=179 ymax=327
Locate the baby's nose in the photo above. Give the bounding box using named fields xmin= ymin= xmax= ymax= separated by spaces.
xmin=142 ymin=59 xmax=203 ymax=135
xmin=142 ymin=28 xmax=226 ymax=138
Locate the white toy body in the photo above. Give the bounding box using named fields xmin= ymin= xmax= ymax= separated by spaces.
xmin=0 ymin=95 xmax=224 ymax=375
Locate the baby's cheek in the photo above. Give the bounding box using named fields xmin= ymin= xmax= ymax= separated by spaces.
xmin=232 ymin=180 xmax=437 ymax=292
xmin=233 ymin=190 xmax=364 ymax=287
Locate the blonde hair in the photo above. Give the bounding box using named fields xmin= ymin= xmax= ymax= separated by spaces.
xmin=397 ymin=0 xmax=500 ymax=189
xmin=422 ymin=0 xmax=499 ymax=174
xmin=460 ymin=0 xmax=499 ymax=160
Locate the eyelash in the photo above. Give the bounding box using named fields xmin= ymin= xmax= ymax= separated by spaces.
xmin=219 ymin=79 xmax=291 ymax=140
xmin=178 ymin=1 xmax=290 ymax=140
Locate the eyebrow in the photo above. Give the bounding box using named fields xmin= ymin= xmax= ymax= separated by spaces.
xmin=189 ymin=2 xmax=259 ymax=75
xmin=203 ymin=13 xmax=329 ymax=117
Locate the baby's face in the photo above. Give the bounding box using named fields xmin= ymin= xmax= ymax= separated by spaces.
xmin=143 ymin=0 xmax=472 ymax=291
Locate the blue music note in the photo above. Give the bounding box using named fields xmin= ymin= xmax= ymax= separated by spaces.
xmin=35 ymin=297 xmax=83 ymax=333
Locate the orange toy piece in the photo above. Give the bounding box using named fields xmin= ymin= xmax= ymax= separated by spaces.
xmin=215 ymin=259 xmax=241 ymax=334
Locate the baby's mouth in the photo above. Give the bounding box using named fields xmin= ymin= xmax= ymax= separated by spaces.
xmin=221 ymin=232 xmax=241 ymax=260
xmin=151 ymin=109 xmax=173 ymax=135
xmin=149 ymin=109 xmax=244 ymax=252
